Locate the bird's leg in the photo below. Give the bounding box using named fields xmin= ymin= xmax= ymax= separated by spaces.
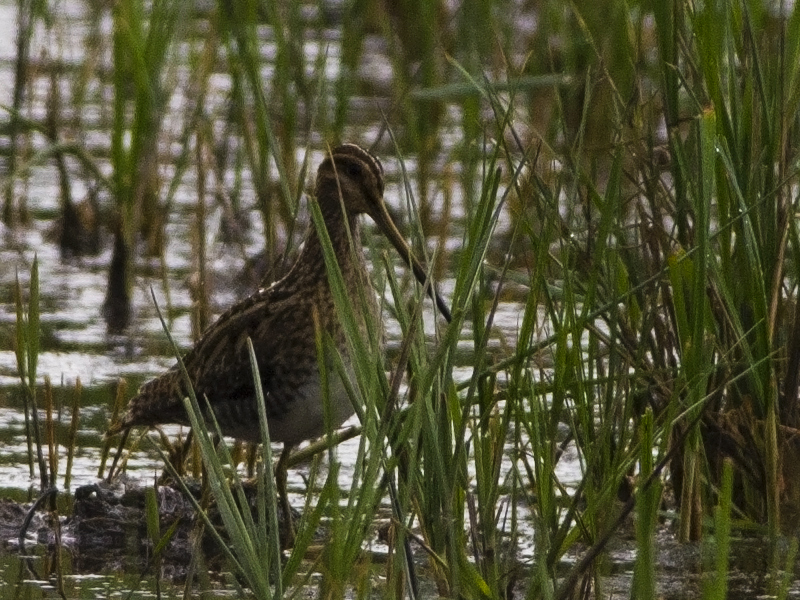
xmin=276 ymin=444 xmax=295 ymax=548
xmin=174 ymin=429 xmax=194 ymax=475
xmin=157 ymin=429 xmax=195 ymax=485
xmin=105 ymin=428 xmax=131 ymax=482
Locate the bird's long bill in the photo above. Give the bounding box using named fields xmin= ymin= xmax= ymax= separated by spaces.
xmin=371 ymin=202 xmax=452 ymax=323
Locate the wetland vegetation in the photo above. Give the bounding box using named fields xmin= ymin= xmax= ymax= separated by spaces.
xmin=2 ymin=0 xmax=800 ymax=598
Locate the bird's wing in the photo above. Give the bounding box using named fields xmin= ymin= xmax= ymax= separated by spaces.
xmin=121 ymin=282 xmax=316 ymax=429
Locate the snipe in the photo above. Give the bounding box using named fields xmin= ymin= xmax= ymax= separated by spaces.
xmin=106 ymin=143 xmax=450 ymax=543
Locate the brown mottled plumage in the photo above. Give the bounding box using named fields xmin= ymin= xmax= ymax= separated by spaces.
xmin=106 ymin=146 xmax=451 ymax=525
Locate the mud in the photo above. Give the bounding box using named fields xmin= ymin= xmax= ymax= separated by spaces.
xmin=1 ymin=481 xmax=798 ymax=598
xmin=0 ymin=478 xmax=291 ymax=582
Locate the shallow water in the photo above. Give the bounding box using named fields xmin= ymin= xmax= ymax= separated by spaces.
xmin=4 ymin=2 xmax=799 ymax=599
xmin=0 ymin=0 xmax=541 ymax=501
xmin=0 ymin=4 xmax=579 ymax=595
xmin=0 ymin=0 xmax=541 ymax=580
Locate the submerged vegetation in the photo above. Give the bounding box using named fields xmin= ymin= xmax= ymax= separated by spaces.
xmin=3 ymin=0 xmax=800 ymax=598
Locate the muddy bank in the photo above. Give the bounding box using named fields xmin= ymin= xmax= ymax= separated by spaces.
xmin=0 ymin=478 xmax=292 ymax=582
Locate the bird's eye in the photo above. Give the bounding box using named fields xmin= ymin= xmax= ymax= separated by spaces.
xmin=346 ymin=163 xmax=362 ymax=178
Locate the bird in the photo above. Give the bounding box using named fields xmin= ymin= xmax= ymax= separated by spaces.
xmin=105 ymin=143 xmax=451 ymax=545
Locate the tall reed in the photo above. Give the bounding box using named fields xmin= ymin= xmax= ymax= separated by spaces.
xmin=14 ymin=257 xmax=47 ymax=492
xmin=103 ymin=0 xmax=186 ymax=332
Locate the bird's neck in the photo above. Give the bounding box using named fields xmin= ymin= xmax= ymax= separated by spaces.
xmin=287 ymin=198 xmax=381 ymax=350
xmin=293 ymin=202 xmax=365 ymax=283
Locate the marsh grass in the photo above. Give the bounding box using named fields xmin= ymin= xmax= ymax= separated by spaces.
xmin=6 ymin=0 xmax=800 ymax=598
xmin=101 ymin=0 xmax=188 ymax=332
xmin=14 ymin=257 xmax=46 ymax=491
xmin=2 ymin=0 xmax=39 ymax=224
